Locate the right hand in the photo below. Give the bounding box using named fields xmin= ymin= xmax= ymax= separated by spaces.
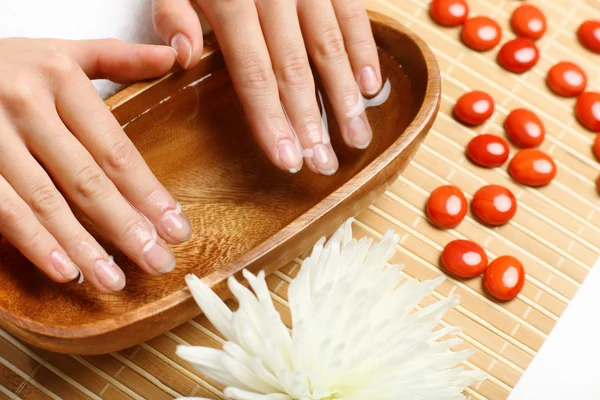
xmin=0 ymin=38 xmax=192 ymax=292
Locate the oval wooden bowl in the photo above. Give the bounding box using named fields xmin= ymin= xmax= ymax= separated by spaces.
xmin=0 ymin=12 xmax=440 ymax=355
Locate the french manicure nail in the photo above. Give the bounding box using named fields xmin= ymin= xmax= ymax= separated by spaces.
xmin=94 ymin=259 xmax=125 ymax=291
xmin=312 ymin=143 xmax=339 ymax=176
xmin=348 ymin=116 xmax=373 ymax=149
xmin=360 ymin=66 xmax=381 ymax=96
xmin=143 ymin=241 xmax=176 ymax=273
xmin=171 ymin=33 xmax=192 ymax=69
xmin=51 ymin=250 xmax=79 ymax=280
xmin=160 ymin=209 xmax=192 ymax=243
xmin=277 ymin=139 xmax=303 ymax=173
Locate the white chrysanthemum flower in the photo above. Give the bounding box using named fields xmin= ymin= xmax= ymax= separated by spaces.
xmin=177 ymin=219 xmax=486 ymax=400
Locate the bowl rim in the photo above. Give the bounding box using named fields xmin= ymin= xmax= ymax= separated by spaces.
xmin=0 ymin=11 xmax=441 ymax=341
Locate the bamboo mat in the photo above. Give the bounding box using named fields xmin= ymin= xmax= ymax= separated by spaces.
xmin=2 ymin=0 xmax=600 ymax=399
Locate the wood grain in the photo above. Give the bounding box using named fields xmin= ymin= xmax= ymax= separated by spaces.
xmin=0 ymin=11 xmax=441 ymax=355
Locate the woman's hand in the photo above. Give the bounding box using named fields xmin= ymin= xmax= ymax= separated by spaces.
xmin=0 ymin=38 xmax=192 ymax=292
xmin=152 ymin=0 xmax=382 ymax=176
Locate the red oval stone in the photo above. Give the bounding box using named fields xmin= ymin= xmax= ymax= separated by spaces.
xmin=547 ymin=62 xmax=587 ymax=97
xmin=471 ymin=185 xmax=517 ymax=226
xmin=454 ymin=91 xmax=495 ymax=126
xmin=508 ymin=149 xmax=557 ymax=187
xmin=575 ymin=92 xmax=600 ymax=132
xmin=441 ymin=240 xmax=488 ymax=278
xmin=484 ymin=256 xmax=525 ymax=301
xmin=511 ymin=4 xmax=546 ymax=40
xmin=426 ymin=185 xmax=468 ymax=229
xmin=594 ymin=135 xmax=600 ymax=161
xmin=504 ymin=108 xmax=545 ymax=148
xmin=578 ymin=20 xmax=600 ymax=54
xmin=497 ymin=38 xmax=539 ymax=74
xmin=461 ymin=17 xmax=502 ymax=52
xmin=430 ymin=0 xmax=469 ymax=27
xmin=467 ymin=134 xmax=509 ymax=168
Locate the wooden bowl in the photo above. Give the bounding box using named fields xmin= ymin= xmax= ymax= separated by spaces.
xmin=0 ymin=12 xmax=440 ymax=354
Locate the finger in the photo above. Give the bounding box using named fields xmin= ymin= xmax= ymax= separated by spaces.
xmin=40 ymin=38 xmax=177 ymax=83
xmin=331 ymin=0 xmax=382 ymax=96
xmin=0 ymin=127 xmax=124 ymax=292
xmin=49 ymin=60 xmax=192 ymax=244
xmin=20 ymin=102 xmax=178 ymax=278
xmin=153 ymin=0 xmax=204 ymax=69
xmin=255 ymin=0 xmax=338 ymax=176
xmin=197 ymin=0 xmax=305 ymax=174
xmin=298 ymin=0 xmax=373 ymax=150
xmin=0 ymin=174 xmax=78 ymax=283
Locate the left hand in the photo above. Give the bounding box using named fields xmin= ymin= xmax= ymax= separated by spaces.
xmin=152 ymin=0 xmax=382 ymax=176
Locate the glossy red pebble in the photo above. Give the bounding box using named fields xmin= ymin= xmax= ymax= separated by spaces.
xmin=441 ymin=240 xmax=488 ymax=278
xmin=575 ymin=92 xmax=600 ymax=132
xmin=497 ymin=38 xmax=539 ymax=74
xmin=504 ymin=109 xmax=545 ymax=148
xmin=426 ymin=185 xmax=468 ymax=229
xmin=467 ymin=134 xmax=509 ymax=168
xmin=430 ymin=0 xmax=469 ymax=27
xmin=547 ymin=62 xmax=587 ymax=97
xmin=454 ymin=91 xmax=495 ymax=126
xmin=577 ymin=20 xmax=600 ymax=54
xmin=508 ymin=149 xmax=557 ymax=187
xmin=484 ymin=256 xmax=525 ymax=301
xmin=594 ymin=135 xmax=600 ymax=161
xmin=471 ymin=185 xmax=517 ymax=226
xmin=510 ymin=4 xmax=546 ymax=40
xmin=461 ymin=17 xmax=502 ymax=51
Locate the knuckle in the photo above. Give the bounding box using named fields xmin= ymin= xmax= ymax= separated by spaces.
xmin=30 ymin=184 xmax=62 ymax=217
xmin=350 ymin=36 xmax=376 ymax=54
xmin=314 ymin=26 xmax=346 ymax=61
xmin=22 ymin=229 xmax=43 ymax=250
xmin=278 ymin=52 xmax=311 ymax=89
xmin=120 ymin=218 xmax=150 ymax=244
xmin=152 ymin=4 xmax=175 ymax=30
xmin=106 ymin=139 xmax=137 ymax=172
xmin=2 ymin=76 xmax=37 ymax=111
xmin=39 ymin=51 xmax=78 ymax=80
xmin=342 ymin=0 xmax=367 ymax=24
xmin=0 ymin=198 xmax=24 ymax=226
xmin=238 ymin=55 xmax=274 ymax=91
xmin=74 ymin=165 xmax=109 ymax=200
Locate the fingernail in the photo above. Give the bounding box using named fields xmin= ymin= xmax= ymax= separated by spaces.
xmin=277 ymin=139 xmax=303 ymax=173
xmin=160 ymin=209 xmax=192 ymax=243
xmin=348 ymin=115 xmax=373 ymax=149
xmin=51 ymin=250 xmax=79 ymax=280
xmin=94 ymin=259 xmax=125 ymax=291
xmin=171 ymin=33 xmax=192 ymax=69
xmin=312 ymin=143 xmax=339 ymax=176
xmin=143 ymin=241 xmax=176 ymax=273
xmin=360 ymin=66 xmax=381 ymax=96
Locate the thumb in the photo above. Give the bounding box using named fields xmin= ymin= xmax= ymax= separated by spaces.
xmin=44 ymin=38 xmax=177 ymax=83
xmin=153 ymin=0 xmax=204 ymax=70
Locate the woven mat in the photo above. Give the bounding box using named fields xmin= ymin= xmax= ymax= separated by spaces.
xmin=2 ymin=1 xmax=600 ymax=399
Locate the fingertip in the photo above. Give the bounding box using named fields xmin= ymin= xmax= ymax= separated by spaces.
xmin=358 ymin=65 xmax=382 ymax=96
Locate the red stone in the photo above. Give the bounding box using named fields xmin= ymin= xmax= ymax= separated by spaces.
xmin=504 ymin=109 xmax=545 ymax=148
xmin=426 ymin=185 xmax=468 ymax=229
xmin=454 ymin=91 xmax=495 ymax=126
xmin=471 ymin=185 xmax=517 ymax=226
xmin=467 ymin=134 xmax=509 ymax=168
xmin=594 ymin=135 xmax=600 ymax=161
xmin=441 ymin=240 xmax=488 ymax=278
xmin=547 ymin=62 xmax=587 ymax=97
xmin=484 ymin=256 xmax=525 ymax=301
xmin=430 ymin=0 xmax=469 ymax=27
xmin=497 ymin=38 xmax=539 ymax=74
xmin=461 ymin=17 xmax=502 ymax=52
xmin=578 ymin=20 xmax=600 ymax=54
xmin=575 ymin=92 xmax=600 ymax=132
xmin=508 ymin=149 xmax=557 ymax=187
xmin=510 ymin=4 xmax=546 ymax=40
